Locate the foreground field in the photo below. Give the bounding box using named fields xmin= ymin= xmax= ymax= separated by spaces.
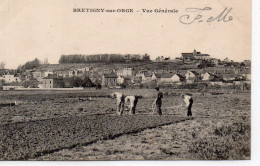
xmin=0 ymin=114 xmax=189 ymax=160
xmin=0 ymin=89 xmax=251 ymax=160
xmin=37 ymin=116 xmax=249 ymax=160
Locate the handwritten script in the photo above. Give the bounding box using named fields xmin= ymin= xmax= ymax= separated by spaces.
xmin=179 ymin=7 xmax=233 ymax=24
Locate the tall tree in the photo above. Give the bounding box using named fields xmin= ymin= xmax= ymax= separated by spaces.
xmin=18 ymin=58 xmax=41 ymax=71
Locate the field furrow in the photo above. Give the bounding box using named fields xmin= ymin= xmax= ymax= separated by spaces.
xmin=0 ymin=114 xmax=188 ymax=160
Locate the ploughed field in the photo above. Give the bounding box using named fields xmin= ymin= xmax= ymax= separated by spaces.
xmin=0 ymin=89 xmax=251 ymax=160
xmin=0 ymin=114 xmax=189 ymax=160
xmin=0 ymin=89 xmax=194 ymax=124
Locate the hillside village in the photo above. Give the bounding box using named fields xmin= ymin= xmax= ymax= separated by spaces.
xmin=0 ymin=50 xmax=251 ymax=91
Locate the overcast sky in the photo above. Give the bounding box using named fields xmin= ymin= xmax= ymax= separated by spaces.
xmin=0 ymin=0 xmax=251 ymax=69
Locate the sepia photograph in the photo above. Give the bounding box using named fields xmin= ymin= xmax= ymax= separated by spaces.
xmin=0 ymin=0 xmax=253 ymax=162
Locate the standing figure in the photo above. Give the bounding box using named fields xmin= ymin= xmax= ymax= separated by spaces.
xmin=154 ymin=87 xmax=163 ymax=115
xmin=125 ymin=96 xmax=139 ymax=115
xmin=111 ymin=92 xmax=125 ymax=115
xmin=182 ymin=93 xmax=193 ymax=117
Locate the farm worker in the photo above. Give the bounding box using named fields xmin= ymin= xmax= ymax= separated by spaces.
xmin=154 ymin=87 xmax=163 ymax=115
xmin=124 ymin=96 xmax=139 ymax=115
xmin=182 ymin=93 xmax=193 ymax=117
xmin=111 ymin=92 xmax=125 ymax=115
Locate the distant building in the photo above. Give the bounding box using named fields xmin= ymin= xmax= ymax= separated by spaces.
xmin=116 ymin=68 xmax=133 ymax=77
xmin=32 ymin=71 xmax=42 ymax=79
xmin=159 ymin=73 xmax=185 ymax=84
xmin=181 ymin=49 xmax=211 ymax=62
xmin=156 ymin=69 xmax=175 ymax=74
xmin=211 ymin=58 xmax=221 ymax=65
xmin=38 ymin=78 xmax=53 ymax=88
xmin=142 ymin=73 xmax=153 ymax=83
xmin=185 ymin=70 xmax=200 ymax=81
xmin=77 ymin=67 xmax=91 ymax=72
xmin=181 ymin=53 xmax=195 ymax=62
xmin=0 ymin=73 xmax=21 ymax=83
xmin=201 ymin=72 xmax=217 ymax=81
xmin=195 ymin=54 xmax=211 ymax=60
xmin=42 ymin=71 xmax=53 ymax=78
xmin=151 ymin=73 xmax=161 ymax=81
xmin=103 ymin=68 xmax=115 ymax=75
xmin=56 ymin=71 xmax=68 ymax=78
xmin=160 ymin=73 xmax=174 ymax=83
xmin=102 ymin=73 xmax=118 ymax=87
xmin=68 ymin=70 xmax=77 ymax=77
xmin=136 ymin=70 xmax=153 ymax=83
xmin=172 ymin=74 xmax=185 ymax=82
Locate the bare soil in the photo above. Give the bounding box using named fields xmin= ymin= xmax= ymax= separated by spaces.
xmin=0 ymin=90 xmax=250 ymax=160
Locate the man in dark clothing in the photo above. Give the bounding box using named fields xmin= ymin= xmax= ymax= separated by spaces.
xmin=154 ymin=87 xmax=163 ymax=115
xmin=182 ymin=93 xmax=193 ymax=117
xmin=187 ymin=97 xmax=193 ymax=116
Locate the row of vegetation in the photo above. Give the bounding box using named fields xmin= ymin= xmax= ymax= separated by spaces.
xmin=17 ymin=58 xmax=41 ymax=72
xmin=59 ymin=54 xmax=151 ymax=64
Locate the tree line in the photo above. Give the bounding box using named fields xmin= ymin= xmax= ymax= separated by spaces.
xmin=59 ymin=54 xmax=150 ymax=64
xmin=17 ymin=58 xmax=41 ymax=72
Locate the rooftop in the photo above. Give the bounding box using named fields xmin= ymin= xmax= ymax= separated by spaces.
xmin=103 ymin=73 xmax=118 ymax=78
xmin=196 ymin=54 xmax=210 ymax=56
xmin=161 ymin=73 xmax=174 ymax=78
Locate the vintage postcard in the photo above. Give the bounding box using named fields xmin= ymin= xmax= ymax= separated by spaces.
xmin=0 ymin=0 xmax=251 ymax=161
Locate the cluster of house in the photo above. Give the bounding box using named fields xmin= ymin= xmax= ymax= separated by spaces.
xmin=0 ymin=66 xmax=251 ymax=90
xmin=0 ymin=50 xmax=251 ymax=90
xmin=181 ymin=49 xmax=212 ymax=61
xmin=0 ymin=67 xmax=92 ymax=89
xmin=102 ymin=67 xmax=251 ymax=87
xmin=154 ymin=50 xmax=224 ymax=66
xmin=0 ymin=73 xmax=21 ymax=83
